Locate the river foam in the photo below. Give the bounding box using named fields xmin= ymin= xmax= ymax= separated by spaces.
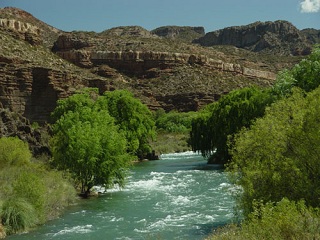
xmin=9 ymin=151 xmax=236 ymax=240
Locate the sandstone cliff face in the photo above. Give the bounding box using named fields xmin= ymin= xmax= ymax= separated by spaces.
xmin=194 ymin=20 xmax=312 ymax=55
xmin=0 ymin=57 xmax=112 ymax=123
xmin=0 ymin=7 xmax=61 ymax=47
xmin=0 ymin=29 xmax=114 ymax=124
xmin=54 ymin=33 xmax=276 ymax=80
xmin=0 ymin=108 xmax=50 ymax=156
xmin=0 ymin=18 xmax=42 ymax=45
xmin=0 ymin=8 xmax=304 ymax=126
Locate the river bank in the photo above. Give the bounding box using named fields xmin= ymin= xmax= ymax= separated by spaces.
xmin=8 ymin=152 xmax=236 ymax=240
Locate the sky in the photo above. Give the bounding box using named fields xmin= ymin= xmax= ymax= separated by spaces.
xmin=0 ymin=0 xmax=319 ymax=33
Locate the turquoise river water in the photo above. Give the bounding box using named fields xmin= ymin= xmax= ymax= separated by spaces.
xmin=9 ymin=152 xmax=236 ymax=240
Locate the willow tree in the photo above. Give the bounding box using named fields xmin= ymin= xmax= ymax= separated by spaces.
xmin=190 ymin=87 xmax=274 ymax=164
xmin=100 ymin=90 xmax=156 ymax=159
xmin=51 ymin=91 xmax=130 ymax=195
xmin=228 ymin=87 xmax=320 ymax=216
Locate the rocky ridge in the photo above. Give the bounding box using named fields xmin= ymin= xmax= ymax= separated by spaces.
xmin=0 ymin=7 xmax=61 ymax=48
xmin=301 ymin=28 xmax=320 ymax=44
xmin=0 ymin=7 xmax=312 ymax=125
xmin=194 ymin=20 xmax=312 ymax=55
xmin=151 ymin=26 xmax=205 ymax=42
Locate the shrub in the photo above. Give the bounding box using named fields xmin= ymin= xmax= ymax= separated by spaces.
xmin=13 ymin=170 xmax=46 ymax=222
xmin=228 ymin=87 xmax=320 ymax=216
xmin=0 ymin=164 xmax=76 ymax=234
xmin=0 ymin=137 xmax=31 ymax=168
xmin=1 ymin=198 xmax=37 ymax=234
xmin=41 ymin=169 xmax=76 ymax=220
xmin=208 ymin=198 xmax=320 ymax=240
xmin=155 ymin=110 xmax=197 ymax=133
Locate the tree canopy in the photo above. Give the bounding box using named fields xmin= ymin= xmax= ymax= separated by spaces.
xmin=272 ymin=45 xmax=320 ymax=96
xmin=190 ymin=46 xmax=320 ymax=165
xmin=100 ymin=90 xmax=155 ymax=158
xmin=190 ymin=86 xmax=274 ymax=164
xmin=228 ymin=87 xmax=320 ymax=216
xmin=50 ymin=89 xmax=156 ymax=194
xmin=51 ymin=90 xmax=131 ymax=194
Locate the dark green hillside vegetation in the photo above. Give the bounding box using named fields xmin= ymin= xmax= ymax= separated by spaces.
xmin=0 ymin=137 xmax=75 ymax=236
xmin=51 ymin=89 xmax=156 ymax=195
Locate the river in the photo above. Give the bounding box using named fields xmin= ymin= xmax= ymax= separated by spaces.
xmin=8 ymin=152 xmax=236 ymax=240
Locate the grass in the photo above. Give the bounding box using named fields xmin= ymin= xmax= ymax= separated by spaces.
xmin=150 ymin=131 xmax=191 ymax=155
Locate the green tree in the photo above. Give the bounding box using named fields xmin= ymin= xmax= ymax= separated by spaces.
xmin=51 ymin=92 xmax=130 ymax=195
xmin=101 ymin=90 xmax=156 ymax=158
xmin=190 ymin=87 xmax=274 ymax=164
xmin=228 ymin=87 xmax=320 ymax=216
xmin=272 ymin=45 xmax=320 ymax=96
xmin=155 ymin=110 xmax=197 ymax=133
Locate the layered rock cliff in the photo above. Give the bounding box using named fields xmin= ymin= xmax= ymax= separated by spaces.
xmin=0 ymin=108 xmax=50 ymax=156
xmin=0 ymin=26 xmax=114 ymax=123
xmin=194 ymin=20 xmax=312 ymax=55
xmin=0 ymin=7 xmax=61 ymax=47
xmin=53 ymin=33 xmax=276 ymax=80
xmin=0 ymin=7 xmax=307 ymax=125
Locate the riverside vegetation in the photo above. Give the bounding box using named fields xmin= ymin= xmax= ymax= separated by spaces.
xmin=0 ymin=137 xmax=76 ymax=237
xmin=0 ymin=10 xmax=319 ymax=236
xmin=1 ymin=47 xmax=319 ymax=239
xmin=199 ymin=46 xmax=320 ymax=239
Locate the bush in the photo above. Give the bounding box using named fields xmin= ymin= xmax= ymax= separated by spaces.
xmin=1 ymin=198 xmax=37 ymax=234
xmin=13 ymin=170 xmax=47 ymax=222
xmin=208 ymin=198 xmax=320 ymax=240
xmin=0 ymin=137 xmax=31 ymax=168
xmin=0 ymin=164 xmax=76 ymax=234
xmin=272 ymin=45 xmax=320 ymax=96
xmin=41 ymin=169 xmax=76 ymax=220
xmin=228 ymin=87 xmax=320 ymax=216
xmin=155 ymin=110 xmax=197 ymax=133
